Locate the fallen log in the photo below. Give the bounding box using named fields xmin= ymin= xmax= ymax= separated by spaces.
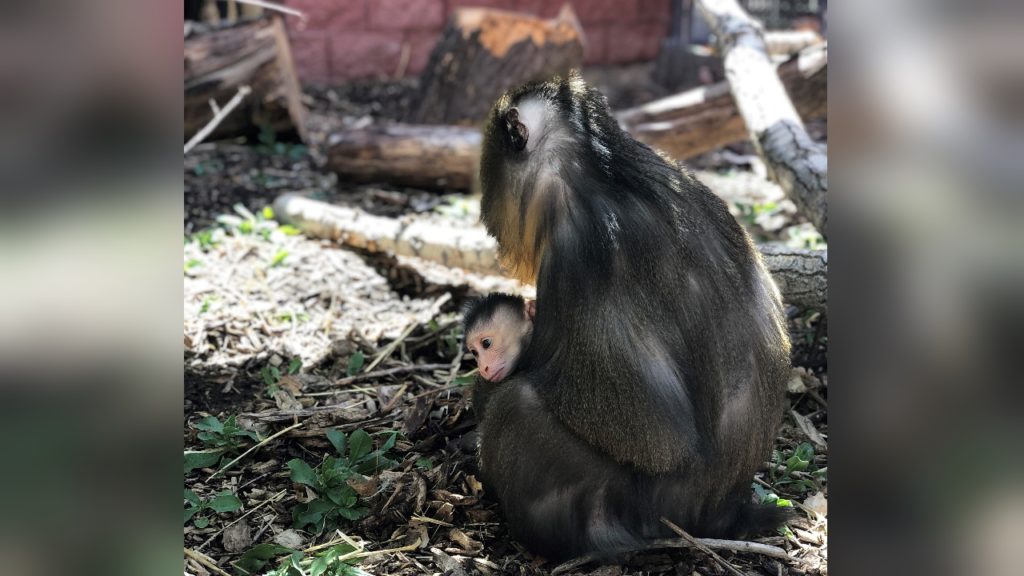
xmin=619 ymin=43 xmax=826 ymax=160
xmin=405 ymin=5 xmax=584 ymax=125
xmin=327 ymin=124 xmax=482 ymax=190
xmin=758 ymin=244 xmax=828 ymax=311
xmin=763 ymin=30 xmax=823 ymax=56
xmin=273 ymin=194 xmax=502 ymax=276
xmin=274 ymin=194 xmax=827 ymax=311
xmin=185 ymin=16 xmax=307 ymax=143
xmin=328 ymin=46 xmax=825 ymax=187
xmin=696 ymin=0 xmax=828 ymax=237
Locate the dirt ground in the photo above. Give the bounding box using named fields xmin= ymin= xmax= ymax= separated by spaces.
xmin=184 ymin=73 xmax=828 ymax=576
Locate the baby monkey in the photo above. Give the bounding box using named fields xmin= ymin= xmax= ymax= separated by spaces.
xmin=461 ymin=293 xmax=535 ymax=382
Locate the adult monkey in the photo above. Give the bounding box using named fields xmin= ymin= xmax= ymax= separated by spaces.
xmin=474 ymin=72 xmax=792 ymax=561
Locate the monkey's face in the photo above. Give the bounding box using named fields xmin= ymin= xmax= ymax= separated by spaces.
xmin=479 ymin=73 xmax=592 ymax=284
xmin=465 ymin=309 xmax=533 ymax=382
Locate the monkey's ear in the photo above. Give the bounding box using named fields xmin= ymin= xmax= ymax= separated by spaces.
xmin=504 ymin=107 xmax=529 ymax=152
xmin=526 ymin=299 xmax=536 ymax=321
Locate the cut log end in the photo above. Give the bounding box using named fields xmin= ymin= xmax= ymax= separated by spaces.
xmin=406 ymin=6 xmax=584 ymax=125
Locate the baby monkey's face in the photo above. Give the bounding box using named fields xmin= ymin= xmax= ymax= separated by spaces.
xmin=465 ymin=300 xmax=535 ymax=382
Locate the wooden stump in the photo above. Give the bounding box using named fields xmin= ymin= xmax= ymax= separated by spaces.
xmin=405 ymin=5 xmax=584 ymax=125
xmin=185 ymin=16 xmax=307 ymax=143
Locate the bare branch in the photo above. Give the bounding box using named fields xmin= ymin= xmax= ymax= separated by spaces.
xmin=184 ymin=85 xmax=251 ymax=154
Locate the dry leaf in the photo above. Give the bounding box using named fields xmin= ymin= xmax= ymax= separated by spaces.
xmin=787 ymin=368 xmax=809 ymax=394
xmin=272 ymin=529 xmax=306 ymax=549
xmin=448 ymin=528 xmax=484 ymax=555
xmin=272 ymin=389 xmax=303 ymax=411
xmin=222 ymin=519 xmax=252 ymax=552
xmin=791 ymin=409 xmax=827 ymax=447
xmin=803 ymin=490 xmax=828 ymax=517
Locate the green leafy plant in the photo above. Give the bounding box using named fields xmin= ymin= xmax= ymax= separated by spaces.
xmin=270 ymin=249 xmax=289 ymax=268
xmin=184 ymin=415 xmax=260 ymax=473
xmin=768 ymin=442 xmax=824 ymax=495
xmin=287 ymin=429 xmax=399 ymax=533
xmin=346 ymin=351 xmax=365 ymax=376
xmin=276 ymin=311 xmax=311 ymax=323
xmin=263 ymin=358 xmax=303 ymax=397
xmin=753 ymin=483 xmax=793 ymax=508
xmin=195 ymin=415 xmax=260 ymax=451
xmin=191 ymin=158 xmax=224 ymax=177
xmin=257 ymin=125 xmax=309 ymax=161
xmin=184 ymin=489 xmax=242 ymax=527
xmin=235 ymin=542 xmax=368 ymax=576
xmin=190 ymin=228 xmax=220 ymax=251
xmin=737 ymin=201 xmax=779 ymax=228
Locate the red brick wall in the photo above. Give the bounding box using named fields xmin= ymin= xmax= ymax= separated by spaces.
xmin=284 ymin=0 xmax=671 ymax=84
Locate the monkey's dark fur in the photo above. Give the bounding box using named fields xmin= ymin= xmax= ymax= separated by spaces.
xmin=474 ymin=72 xmax=792 ymax=561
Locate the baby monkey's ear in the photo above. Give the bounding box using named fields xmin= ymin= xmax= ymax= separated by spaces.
xmin=525 ymin=299 xmax=536 ymax=321
xmin=504 ymin=107 xmax=529 ymax=151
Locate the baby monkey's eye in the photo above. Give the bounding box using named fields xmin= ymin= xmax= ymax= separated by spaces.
xmin=482 ymin=338 xmax=492 ymax=350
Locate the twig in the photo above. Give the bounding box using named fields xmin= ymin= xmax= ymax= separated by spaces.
xmin=411 ymin=514 xmax=455 ymax=527
xmin=550 ymin=529 xmax=807 ymax=575
xmin=184 ymin=547 xmax=232 ymax=576
xmin=660 ymin=517 xmax=746 ymax=576
xmin=325 ymin=363 xmax=450 ymax=388
xmin=208 ymin=421 xmax=303 ymax=480
xmin=235 ymin=0 xmax=305 ymax=19
xmin=658 ymin=537 xmax=801 ymax=563
xmin=184 ymin=85 xmax=252 ymax=154
xmin=363 ymin=323 xmax=418 ymax=374
xmin=363 ymin=293 xmax=452 ymax=374
xmin=199 ymin=489 xmax=287 ymax=550
xmin=379 ymin=382 xmax=410 ymax=413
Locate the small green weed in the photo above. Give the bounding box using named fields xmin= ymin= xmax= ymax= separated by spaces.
xmin=769 ymin=442 xmax=825 ymax=495
xmin=346 ymin=351 xmax=365 ymax=376
xmin=258 ymin=125 xmax=309 ymax=161
xmin=262 ymin=358 xmax=302 ymax=397
xmin=184 ymin=415 xmax=260 ymax=473
xmin=286 ymin=429 xmax=399 ymax=533
xmin=183 ymin=489 xmax=242 ymax=527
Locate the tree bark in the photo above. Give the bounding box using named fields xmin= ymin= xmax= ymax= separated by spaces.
xmin=184 ymin=16 xmax=307 ymax=143
xmin=274 ymin=194 xmax=827 ymax=311
xmin=405 ymin=6 xmax=584 ymax=125
xmin=327 ymin=124 xmax=482 ymax=191
xmin=695 ymin=0 xmax=827 ymax=237
xmin=758 ymin=244 xmax=827 ymax=311
xmin=619 ymin=43 xmax=826 ymax=160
